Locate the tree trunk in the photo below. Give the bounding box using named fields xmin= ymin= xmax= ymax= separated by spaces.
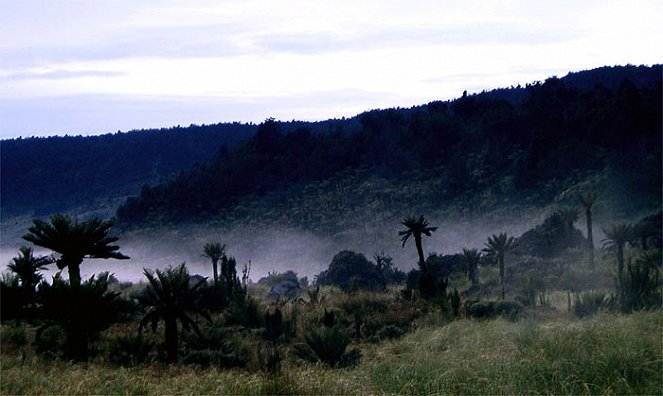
xmin=617 ymin=243 xmax=624 ymax=279
xmin=498 ymin=254 xmax=505 ymax=284
xmin=212 ymin=259 xmax=219 ymax=284
xmin=586 ymin=209 xmax=594 ymax=269
xmin=66 ymin=327 xmax=89 ymax=361
xmin=415 ymin=234 xmax=425 ymax=269
xmin=165 ymin=317 xmax=178 ymax=363
xmin=469 ymin=263 xmax=479 ymax=287
xmin=68 ymin=262 xmax=82 ymax=287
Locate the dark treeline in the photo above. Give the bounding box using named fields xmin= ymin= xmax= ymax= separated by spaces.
xmin=1 ymin=123 xmax=256 ymax=216
xmin=1 ymin=119 xmax=362 ymax=217
xmin=117 ymin=65 xmax=662 ymax=227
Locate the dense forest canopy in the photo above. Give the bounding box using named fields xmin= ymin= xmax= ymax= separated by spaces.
xmin=115 ymin=65 xmax=662 ymax=230
xmin=0 ymin=119 xmax=360 ymax=217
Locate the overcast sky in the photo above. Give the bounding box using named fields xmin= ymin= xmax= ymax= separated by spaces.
xmin=0 ymin=0 xmax=661 ymax=138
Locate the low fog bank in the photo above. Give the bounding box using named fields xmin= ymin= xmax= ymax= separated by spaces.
xmin=1 ymin=210 xmax=544 ymax=284
xmin=2 ymin=203 xmax=656 ymax=284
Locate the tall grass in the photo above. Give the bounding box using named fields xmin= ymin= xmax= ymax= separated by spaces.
xmin=2 ymin=311 xmax=660 ymax=395
xmin=367 ymin=311 xmax=662 ymax=395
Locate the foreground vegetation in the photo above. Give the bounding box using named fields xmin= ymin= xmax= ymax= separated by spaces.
xmin=2 ymin=311 xmax=660 ymax=395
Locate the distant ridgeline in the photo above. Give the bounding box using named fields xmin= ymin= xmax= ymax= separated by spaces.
xmin=117 ymin=65 xmax=661 ymax=230
xmin=2 ymin=65 xmax=660 ymax=227
xmin=114 ymin=65 xmax=662 ymax=231
xmin=0 ymin=119 xmax=360 ymax=217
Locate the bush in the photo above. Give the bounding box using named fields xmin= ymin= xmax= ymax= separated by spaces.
xmin=106 ymin=334 xmax=154 ymax=366
xmin=618 ymin=255 xmax=662 ymax=313
xmin=224 ymin=297 xmax=264 ymax=328
xmin=293 ymin=325 xmax=361 ymax=368
xmin=573 ymin=291 xmax=610 ymax=318
xmin=467 ymin=300 xmax=522 ymax=321
xmin=33 ymin=325 xmax=65 ymax=360
xmin=1 ymin=322 xmax=27 ymax=349
xmin=181 ymin=323 xmax=247 ymax=368
xmin=369 ymin=324 xmax=406 ymax=342
xmin=316 ymin=251 xmax=386 ymax=292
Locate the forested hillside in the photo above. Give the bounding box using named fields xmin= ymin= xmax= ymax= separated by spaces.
xmin=0 ymin=123 xmax=255 ymax=216
xmin=116 ymin=65 xmax=662 ymax=232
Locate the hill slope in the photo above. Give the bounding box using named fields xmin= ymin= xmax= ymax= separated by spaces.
xmin=116 ymin=65 xmax=662 ymax=233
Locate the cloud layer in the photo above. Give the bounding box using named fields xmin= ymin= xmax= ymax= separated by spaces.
xmin=1 ymin=0 xmax=662 ymax=137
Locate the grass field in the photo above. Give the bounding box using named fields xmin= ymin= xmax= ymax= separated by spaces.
xmin=2 ymin=310 xmax=660 ymax=395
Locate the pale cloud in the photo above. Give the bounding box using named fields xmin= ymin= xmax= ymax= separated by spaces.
xmin=1 ymin=0 xmax=662 ymax=138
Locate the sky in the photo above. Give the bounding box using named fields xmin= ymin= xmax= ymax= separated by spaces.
xmin=0 ymin=0 xmax=661 ymax=139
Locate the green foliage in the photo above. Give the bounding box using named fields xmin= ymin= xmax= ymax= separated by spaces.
xmin=1 ymin=322 xmax=27 ymax=348
xmin=399 ymin=215 xmax=438 ymax=268
xmin=316 ymin=250 xmax=386 ymax=292
xmin=224 ymin=296 xmax=264 ymax=329
xmin=483 ymin=232 xmax=517 ymax=298
xmin=369 ymin=324 xmax=406 ymax=342
xmin=37 ymin=273 xmax=119 ymax=361
xmin=138 ymin=263 xmax=211 ymax=363
xmin=461 ymin=248 xmax=481 ymax=287
xmin=573 ymin=291 xmax=610 ymax=318
xmin=264 ymin=308 xmax=285 ymax=343
xmin=466 ymin=300 xmax=523 ymax=321
xmin=111 ymin=66 xmax=662 ymax=235
xmin=618 ymin=255 xmax=662 ymax=313
xmin=7 ymin=246 xmax=52 ymax=294
xmin=2 ymin=122 xmax=257 ymax=217
xmin=22 ymin=214 xmax=128 ymax=286
xmin=293 ymin=325 xmax=361 ymax=368
xmin=202 ymin=242 xmax=225 ymax=283
xmin=32 ymin=325 xmax=65 ymax=360
xmin=321 ymin=309 xmax=337 ymax=328
xmin=1 ymin=272 xmax=26 ymax=321
xmin=181 ymin=326 xmax=246 ymax=369
xmin=106 ymin=334 xmax=154 ymax=367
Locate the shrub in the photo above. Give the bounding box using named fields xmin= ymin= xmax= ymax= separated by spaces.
xmin=573 ymin=291 xmax=610 ymax=318
xmin=467 ymin=300 xmax=522 ymax=320
xmin=316 ymin=251 xmax=386 ymax=291
xmin=1 ymin=322 xmax=27 ymax=347
xmin=106 ymin=334 xmax=154 ymax=366
xmin=33 ymin=325 xmax=65 ymax=360
xmin=369 ymin=324 xmax=406 ymax=342
xmin=293 ymin=325 xmax=361 ymax=368
xmin=224 ymin=297 xmax=264 ymax=328
xmin=256 ymin=344 xmax=283 ymax=373
xmin=618 ymin=255 xmax=662 ymax=313
xmin=182 ymin=326 xmax=246 ymax=368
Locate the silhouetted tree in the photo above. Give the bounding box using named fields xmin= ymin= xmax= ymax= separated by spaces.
xmin=602 ymin=223 xmax=634 ymax=281
xmin=399 ymin=215 xmax=438 ymax=267
xmin=22 ymin=214 xmax=128 ymax=287
xmin=558 ymin=206 xmax=580 ymax=247
xmin=7 ymin=246 xmax=52 ymax=297
xmin=202 ymin=242 xmax=225 ymax=284
xmin=461 ymin=248 xmax=481 ymax=288
xmin=139 ymin=263 xmax=211 ymax=363
xmin=483 ymin=233 xmax=517 ymax=299
xmin=575 ymin=192 xmax=597 ymax=268
xmin=400 ymin=215 xmax=439 ymax=299
xmin=37 ymin=273 xmax=119 ymax=361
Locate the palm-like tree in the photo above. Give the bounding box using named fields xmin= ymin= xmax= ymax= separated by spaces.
xmin=138 ymin=263 xmax=210 ymax=363
xmin=558 ymin=206 xmax=580 ymax=247
xmin=602 ymin=223 xmax=634 ymax=280
xmin=575 ymin=192 xmax=597 ymax=268
xmin=399 ymin=215 xmax=438 ymax=268
xmin=483 ymin=233 xmax=517 ymax=299
xmin=7 ymin=246 xmax=52 ymax=296
xmin=37 ymin=273 xmax=119 ymax=361
xmin=202 ymin=242 xmax=225 ymax=284
xmin=22 ymin=214 xmax=129 ymax=287
xmin=461 ymin=248 xmax=481 ymax=288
